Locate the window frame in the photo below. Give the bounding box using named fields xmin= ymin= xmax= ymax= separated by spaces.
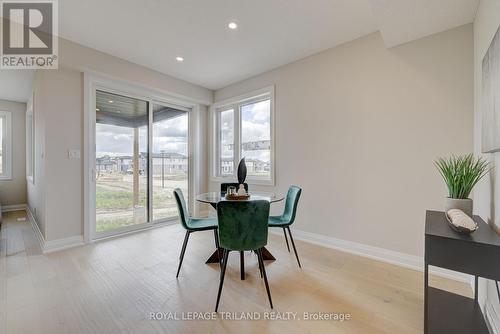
xmin=211 ymin=85 xmax=275 ymax=186
xmin=215 ymin=106 xmax=235 ymax=177
xmin=0 ymin=110 xmax=13 ymax=180
xmin=26 ymin=93 xmax=35 ymax=184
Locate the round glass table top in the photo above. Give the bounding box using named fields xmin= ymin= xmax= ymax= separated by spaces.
xmin=196 ymin=192 xmax=284 ymax=204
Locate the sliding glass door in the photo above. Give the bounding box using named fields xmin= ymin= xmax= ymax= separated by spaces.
xmin=95 ymin=91 xmax=149 ymax=234
xmin=152 ymin=103 xmax=189 ymax=221
xmin=94 ymin=90 xmax=189 ymax=238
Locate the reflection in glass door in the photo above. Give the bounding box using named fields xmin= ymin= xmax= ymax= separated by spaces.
xmin=95 ymin=90 xmax=149 ymax=234
xmin=152 ymin=103 xmax=189 ymax=221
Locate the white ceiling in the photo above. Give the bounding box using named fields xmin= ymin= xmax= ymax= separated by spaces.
xmin=59 ymin=0 xmax=379 ymax=90
xmin=0 ymin=0 xmax=480 ymax=102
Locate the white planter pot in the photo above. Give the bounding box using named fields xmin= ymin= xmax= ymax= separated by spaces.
xmin=445 ymin=198 xmax=473 ymax=217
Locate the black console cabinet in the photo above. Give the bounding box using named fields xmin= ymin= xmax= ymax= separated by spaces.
xmin=424 ymin=210 xmax=500 ymax=334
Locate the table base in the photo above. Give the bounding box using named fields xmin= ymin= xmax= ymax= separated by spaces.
xmin=205 ymin=247 xmax=276 ymax=264
xmin=206 ymin=247 xmax=276 ymax=281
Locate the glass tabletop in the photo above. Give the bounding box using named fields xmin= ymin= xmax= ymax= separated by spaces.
xmin=196 ymin=192 xmax=284 ymax=204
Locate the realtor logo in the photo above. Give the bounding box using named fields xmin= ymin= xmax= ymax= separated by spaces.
xmin=1 ymin=0 xmax=58 ymax=69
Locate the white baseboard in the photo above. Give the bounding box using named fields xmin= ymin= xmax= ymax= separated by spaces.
xmin=486 ymin=300 xmax=500 ymax=334
xmin=271 ymin=227 xmax=471 ymax=283
xmin=2 ymin=203 xmax=27 ymax=212
xmin=26 ymin=206 xmax=84 ymax=254
xmin=44 ymin=235 xmax=84 ymax=253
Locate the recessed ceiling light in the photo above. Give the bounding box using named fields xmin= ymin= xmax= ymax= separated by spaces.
xmin=96 ymin=108 xmax=100 ymax=111
xmin=108 ymin=100 xmax=114 ymax=103
xmin=176 ymin=56 xmax=184 ymax=62
xmin=228 ymin=22 xmax=238 ymax=30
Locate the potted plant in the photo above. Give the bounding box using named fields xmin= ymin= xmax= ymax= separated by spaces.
xmin=435 ymin=154 xmax=492 ymax=216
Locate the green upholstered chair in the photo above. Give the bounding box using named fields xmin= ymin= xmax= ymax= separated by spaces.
xmin=220 ymin=182 xmax=248 ymax=195
xmin=215 ymin=200 xmax=272 ymax=311
xmin=268 ymin=186 xmax=302 ymax=267
xmin=173 ymin=188 xmax=220 ymax=278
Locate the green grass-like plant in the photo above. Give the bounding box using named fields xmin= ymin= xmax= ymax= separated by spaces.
xmin=435 ymin=154 xmax=492 ymax=199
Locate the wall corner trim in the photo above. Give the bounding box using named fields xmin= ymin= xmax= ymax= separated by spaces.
xmin=271 ymin=227 xmax=472 ymax=283
xmin=26 ymin=206 xmax=84 ymax=254
xmin=27 ymin=206 xmax=45 ymax=251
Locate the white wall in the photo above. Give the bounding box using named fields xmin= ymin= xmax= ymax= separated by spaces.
xmin=0 ymin=99 xmax=26 ymax=206
xmin=40 ymin=69 xmax=82 ymax=241
xmin=473 ymin=0 xmax=500 ymax=330
xmin=213 ymin=25 xmax=474 ymax=257
xmin=28 ymin=73 xmax=47 ymax=236
xmin=29 ymin=38 xmax=213 ymax=242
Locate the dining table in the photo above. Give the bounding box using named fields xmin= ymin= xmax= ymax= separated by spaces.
xmin=196 ymin=191 xmax=284 ymax=280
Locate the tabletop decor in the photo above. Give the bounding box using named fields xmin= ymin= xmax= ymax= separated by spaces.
xmin=224 ymin=182 xmax=249 ymax=200
xmin=445 ymin=209 xmax=478 ymax=234
xmin=225 ymin=193 xmax=251 ymax=200
xmin=435 ymin=154 xmax=492 ymax=216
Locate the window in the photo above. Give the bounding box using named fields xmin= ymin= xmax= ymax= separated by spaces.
xmin=213 ymin=86 xmax=274 ymax=184
xmin=241 ymin=99 xmax=271 ymax=178
xmin=218 ymin=108 xmax=234 ymax=176
xmin=26 ymin=94 xmax=34 ymax=183
xmin=0 ymin=110 xmax=12 ymax=180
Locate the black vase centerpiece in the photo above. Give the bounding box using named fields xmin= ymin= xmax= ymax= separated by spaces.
xmin=237 ymin=158 xmax=247 ymax=184
xmin=237 ymin=158 xmax=247 ymax=195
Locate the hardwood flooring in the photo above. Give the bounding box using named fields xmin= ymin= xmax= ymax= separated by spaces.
xmin=0 ymin=211 xmax=471 ymax=333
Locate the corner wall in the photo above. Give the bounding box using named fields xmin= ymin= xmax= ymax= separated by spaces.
xmin=213 ymin=25 xmax=474 ymax=257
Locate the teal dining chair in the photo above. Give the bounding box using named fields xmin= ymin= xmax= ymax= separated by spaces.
xmin=173 ymin=188 xmax=220 ymax=278
xmin=220 ymin=182 xmax=249 ymax=279
xmin=268 ymin=186 xmax=302 ymax=267
xmin=215 ymin=200 xmax=272 ymax=311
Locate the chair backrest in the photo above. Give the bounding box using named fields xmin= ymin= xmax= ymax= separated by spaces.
xmin=217 ymin=200 xmax=270 ymax=251
xmin=282 ymin=186 xmax=302 ymax=224
xmin=220 ymin=182 xmax=248 ymax=194
xmin=173 ymin=188 xmax=189 ymax=230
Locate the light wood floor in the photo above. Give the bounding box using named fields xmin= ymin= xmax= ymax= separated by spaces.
xmin=0 ymin=211 xmax=471 ymax=334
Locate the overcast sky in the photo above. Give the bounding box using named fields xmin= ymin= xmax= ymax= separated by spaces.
xmin=241 ymin=99 xmax=270 ymax=162
xmin=96 ymin=100 xmax=270 ymax=162
xmin=220 ymin=99 xmax=271 ymax=163
xmin=96 ymin=114 xmax=188 ymax=157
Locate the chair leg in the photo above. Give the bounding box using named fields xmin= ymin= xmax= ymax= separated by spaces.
xmin=257 ymin=248 xmax=273 ymax=309
xmin=258 ymin=254 xmax=263 ymax=278
xmin=283 ymin=227 xmax=290 ymax=252
xmin=287 ymin=227 xmax=301 ymax=268
xmin=176 ymin=231 xmax=191 ymax=278
xmin=240 ymin=251 xmax=245 ymax=280
xmin=214 ymin=229 xmax=222 ymax=267
xmin=215 ymin=249 xmax=229 ymax=312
